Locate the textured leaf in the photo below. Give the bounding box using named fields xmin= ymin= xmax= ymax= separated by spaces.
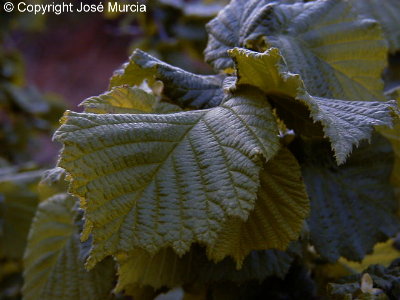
xmin=352 ymin=0 xmax=400 ymax=54
xmin=109 ymin=49 xmax=225 ymax=108
xmin=81 ymin=86 xmax=181 ymax=115
xmin=22 ymin=193 xmax=115 ymax=300
xmin=206 ymin=148 xmax=309 ymax=265
xmin=115 ymin=244 xmax=299 ymax=291
xmin=296 ymin=134 xmax=400 ymax=262
xmin=206 ymin=0 xmax=387 ymax=102
xmin=228 ymin=48 xmax=397 ymax=164
xmin=54 ymin=89 xmax=280 ymax=269
xmin=0 ymin=169 xmax=42 ymax=259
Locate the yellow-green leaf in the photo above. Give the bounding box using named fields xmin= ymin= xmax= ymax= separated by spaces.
xmin=206 ymin=148 xmax=309 ymax=265
xmin=228 ymin=47 xmax=397 ymax=164
xmin=22 ymin=193 xmax=115 ymax=300
xmin=54 ymin=89 xmax=280 ymax=269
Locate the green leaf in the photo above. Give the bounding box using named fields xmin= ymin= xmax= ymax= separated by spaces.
xmin=38 ymin=167 xmax=68 ymax=201
xmin=352 ymin=0 xmax=400 ymax=54
xmin=22 ymin=193 xmax=115 ymax=300
xmin=115 ymin=244 xmax=299 ymax=291
xmin=54 ymin=88 xmax=280 ymax=269
xmin=206 ymin=0 xmax=387 ymax=101
xmin=0 ymin=169 xmax=42 ymax=259
xmin=228 ymin=48 xmax=397 ymax=164
xmin=109 ymin=49 xmax=225 ymax=108
xmin=378 ymin=88 xmax=400 ymax=209
xmin=296 ymin=134 xmax=400 ymax=262
xmin=81 ymin=86 xmax=181 ymax=114
xmin=206 ymin=148 xmax=309 ymax=265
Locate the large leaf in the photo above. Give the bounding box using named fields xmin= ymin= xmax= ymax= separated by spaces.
xmin=206 ymin=148 xmax=309 ymax=265
xmin=22 ymin=193 xmax=115 ymax=300
xmin=115 ymin=244 xmax=299 ymax=291
xmin=228 ymin=48 xmax=397 ymax=164
xmin=109 ymin=49 xmax=224 ymax=108
xmin=296 ymin=134 xmax=400 ymax=262
xmin=206 ymin=0 xmax=387 ymax=101
xmin=54 ymin=89 xmax=280 ymax=269
xmin=0 ymin=169 xmax=42 ymax=259
xmin=352 ymin=0 xmax=400 ymax=54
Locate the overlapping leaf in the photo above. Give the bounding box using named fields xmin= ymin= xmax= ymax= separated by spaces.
xmin=206 ymin=0 xmax=387 ymax=101
xmin=206 ymin=148 xmax=309 ymax=265
xmin=296 ymin=134 xmax=399 ymax=262
xmin=109 ymin=49 xmax=224 ymax=108
xmin=81 ymin=86 xmax=181 ymax=114
xmin=115 ymin=244 xmax=299 ymax=292
xmin=352 ymin=0 xmax=400 ymax=54
xmin=54 ymin=88 xmax=280 ymax=269
xmin=228 ymin=48 xmax=397 ymax=164
xmin=23 ymin=193 xmax=115 ymax=300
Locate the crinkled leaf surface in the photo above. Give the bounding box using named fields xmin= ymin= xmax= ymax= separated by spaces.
xmin=0 ymin=169 xmax=42 ymax=259
xmin=296 ymin=134 xmax=400 ymax=262
xmin=206 ymin=148 xmax=309 ymax=265
xmin=110 ymin=49 xmax=224 ymax=108
xmin=54 ymin=89 xmax=280 ymax=269
xmin=228 ymin=48 xmax=397 ymax=164
xmin=81 ymin=86 xmax=181 ymax=114
xmin=116 ymin=244 xmax=299 ymax=291
xmin=23 ymin=193 xmax=115 ymax=300
xmin=353 ymin=0 xmax=400 ymax=54
xmin=206 ymin=0 xmax=387 ymax=101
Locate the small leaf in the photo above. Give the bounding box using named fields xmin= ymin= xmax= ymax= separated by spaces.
xmin=54 ymin=88 xmax=280 ymax=269
xmin=110 ymin=49 xmax=225 ymax=108
xmin=206 ymin=148 xmax=309 ymax=265
xmin=22 ymin=193 xmax=115 ymax=300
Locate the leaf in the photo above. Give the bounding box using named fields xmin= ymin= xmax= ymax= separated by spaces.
xmin=206 ymin=0 xmax=387 ymax=102
xmin=0 ymin=169 xmax=42 ymax=259
xmin=54 ymin=88 xmax=280 ymax=269
xmin=340 ymin=240 xmax=400 ymax=273
xmin=80 ymin=86 xmax=181 ymax=115
xmin=115 ymin=244 xmax=299 ymax=291
xmin=206 ymin=148 xmax=309 ymax=265
xmin=109 ymin=49 xmax=225 ymax=108
xmin=296 ymin=134 xmax=400 ymax=262
xmin=352 ymin=0 xmax=400 ymax=54
xmin=38 ymin=167 xmax=68 ymax=201
xmin=228 ymin=47 xmax=397 ymax=164
xmin=22 ymin=193 xmax=115 ymax=300
xmin=378 ymin=88 xmax=400 ymax=210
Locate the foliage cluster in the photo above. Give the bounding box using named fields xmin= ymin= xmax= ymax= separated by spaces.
xmin=2 ymin=0 xmax=400 ymax=299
